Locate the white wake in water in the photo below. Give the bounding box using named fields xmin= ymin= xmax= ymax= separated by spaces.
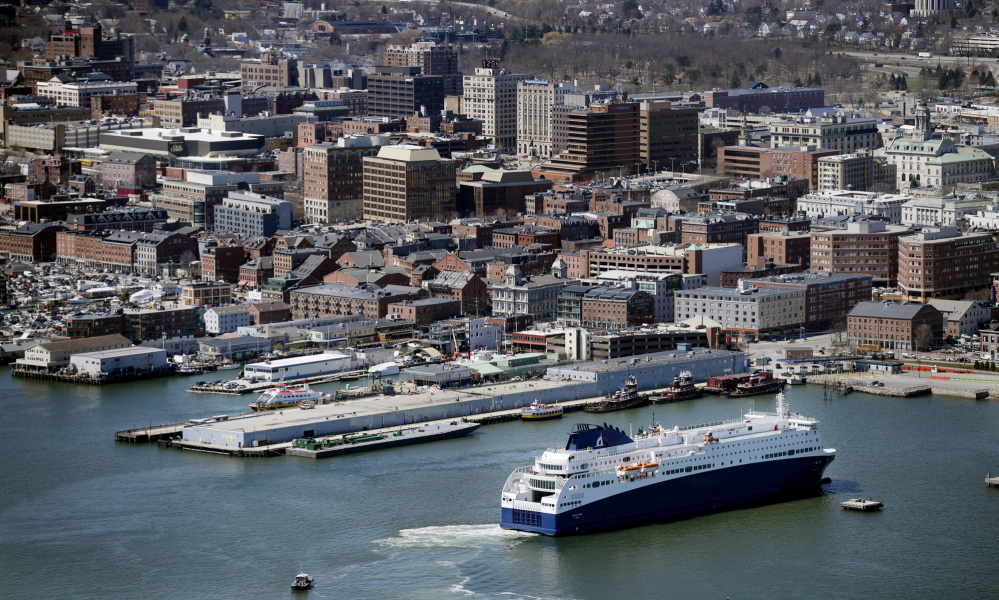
xmin=376 ymin=524 xmax=536 ymax=549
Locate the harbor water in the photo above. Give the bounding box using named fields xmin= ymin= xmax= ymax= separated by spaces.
xmin=2 ymin=370 xmax=999 ymax=599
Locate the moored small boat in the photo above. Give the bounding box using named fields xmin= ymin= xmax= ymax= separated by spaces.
xmin=521 ymin=400 xmax=564 ymax=420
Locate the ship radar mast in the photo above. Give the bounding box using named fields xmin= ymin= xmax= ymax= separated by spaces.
xmin=775 ymin=391 xmax=789 ymax=420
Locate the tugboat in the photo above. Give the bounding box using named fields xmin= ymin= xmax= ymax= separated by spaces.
xmin=724 ymin=370 xmax=785 ymax=397
xmin=291 ymin=572 xmax=314 ymax=590
xmin=521 ymin=400 xmax=564 ymax=420
xmin=653 ymin=370 xmax=702 ymax=403
xmin=585 ymin=375 xmax=650 ymax=413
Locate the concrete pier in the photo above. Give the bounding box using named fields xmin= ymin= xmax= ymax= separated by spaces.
xmin=115 ymin=423 xmax=187 ymax=443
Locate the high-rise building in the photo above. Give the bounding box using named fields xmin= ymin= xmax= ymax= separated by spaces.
xmin=516 ymin=79 xmax=579 ymax=159
xmin=365 ymin=66 xmax=445 ymax=119
xmin=303 ymin=136 xmax=385 ymax=224
xmin=638 ymin=101 xmax=698 ymax=172
xmin=462 ymin=61 xmax=526 ymax=152
xmin=362 ymin=145 xmax=457 ymax=223
xmin=381 ymin=41 xmax=462 ymax=96
xmin=535 ymin=102 xmax=640 ymax=182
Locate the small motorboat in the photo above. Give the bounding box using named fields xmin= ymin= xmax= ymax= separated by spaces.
xmin=291 ymin=572 xmax=314 ymax=590
xmin=841 ymin=498 xmax=883 ymax=511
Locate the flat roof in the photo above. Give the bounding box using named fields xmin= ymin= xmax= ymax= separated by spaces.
xmin=74 ymin=347 xmax=167 ymax=359
xmin=245 ymin=352 xmax=350 ymax=369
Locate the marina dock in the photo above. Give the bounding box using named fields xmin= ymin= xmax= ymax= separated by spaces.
xmin=185 ymin=369 xmax=371 ymax=395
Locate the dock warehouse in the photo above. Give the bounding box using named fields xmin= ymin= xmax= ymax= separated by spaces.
xmin=70 ymin=347 xmax=168 ymax=376
xmin=243 ymin=352 xmax=354 ymax=382
xmin=182 ymin=349 xmax=744 ymax=449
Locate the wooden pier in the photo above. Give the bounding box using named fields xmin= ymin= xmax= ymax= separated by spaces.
xmin=13 ymin=365 xmax=177 ymax=386
xmin=185 ymin=369 xmax=371 ymax=395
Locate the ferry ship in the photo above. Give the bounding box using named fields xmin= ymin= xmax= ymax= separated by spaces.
xmin=653 ymin=370 xmax=702 ymax=403
xmin=521 ymin=401 xmax=564 ymax=420
xmin=584 ymin=376 xmax=649 ymax=413
xmin=724 ymin=370 xmax=785 ymax=397
xmin=500 ymin=392 xmax=835 ymax=535
xmin=249 ymin=383 xmax=331 ymax=411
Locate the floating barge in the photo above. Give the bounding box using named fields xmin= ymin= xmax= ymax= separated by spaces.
xmin=285 ymin=420 xmax=480 ymax=458
xmin=841 ymin=498 xmax=883 ymax=511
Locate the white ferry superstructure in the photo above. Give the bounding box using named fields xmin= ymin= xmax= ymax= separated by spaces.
xmin=500 ymin=392 xmax=835 ymax=535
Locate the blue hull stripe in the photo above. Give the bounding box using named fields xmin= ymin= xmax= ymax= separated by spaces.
xmin=501 ymin=454 xmax=834 ymax=535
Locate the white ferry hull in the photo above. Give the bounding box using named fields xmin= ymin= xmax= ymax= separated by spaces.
xmin=501 ymin=453 xmax=834 ymax=535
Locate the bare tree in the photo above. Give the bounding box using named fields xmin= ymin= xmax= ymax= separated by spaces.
xmin=915 ymin=324 xmax=934 ymax=352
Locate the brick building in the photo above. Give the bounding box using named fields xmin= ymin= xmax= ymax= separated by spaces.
xmin=288 ymin=283 xmax=426 ymax=320
xmin=746 ymin=230 xmax=812 ymax=268
xmin=897 ymin=227 xmax=999 ymax=302
xmin=847 ymin=301 xmax=943 ymax=351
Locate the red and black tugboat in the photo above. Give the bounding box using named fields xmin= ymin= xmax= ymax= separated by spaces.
xmin=724 ymin=370 xmax=785 ymax=397
xmin=585 ymin=375 xmax=650 ymax=413
xmin=653 ymin=370 xmax=703 ymax=403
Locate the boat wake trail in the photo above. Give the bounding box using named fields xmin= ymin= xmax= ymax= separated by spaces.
xmin=376 ymin=524 xmax=535 ymax=549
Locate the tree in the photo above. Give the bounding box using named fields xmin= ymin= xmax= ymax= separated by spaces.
xmin=830 ymin=315 xmax=848 ymax=345
xmin=915 ymin=324 xmax=934 ymax=352
xmin=178 ymin=16 xmax=188 ymax=33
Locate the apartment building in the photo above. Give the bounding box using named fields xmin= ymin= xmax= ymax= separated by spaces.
xmin=897 ymin=227 xmax=999 ymax=302
xmin=810 ymin=220 xmax=910 ymax=286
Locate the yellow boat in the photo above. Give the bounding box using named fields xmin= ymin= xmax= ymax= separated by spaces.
xmin=521 ymin=400 xmax=564 ymax=420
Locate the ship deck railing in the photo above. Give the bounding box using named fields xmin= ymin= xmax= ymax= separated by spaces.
xmin=678 ymin=418 xmax=743 ymax=431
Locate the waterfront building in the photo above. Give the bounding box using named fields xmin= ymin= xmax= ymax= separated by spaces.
xmin=847 ymin=301 xmax=943 ymax=351
xmin=243 ymin=352 xmax=353 ymax=382
xmin=674 ymin=280 xmax=806 ymax=341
